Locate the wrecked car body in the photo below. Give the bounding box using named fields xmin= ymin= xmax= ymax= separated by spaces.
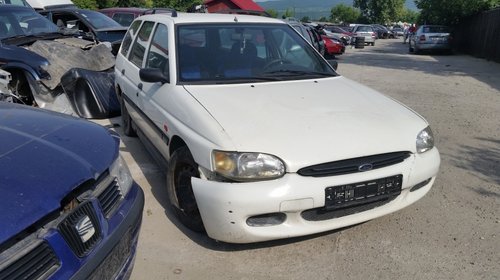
xmin=0 ymin=5 xmax=120 ymax=118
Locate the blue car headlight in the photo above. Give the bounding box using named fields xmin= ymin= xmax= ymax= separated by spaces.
xmin=109 ymin=155 xmax=133 ymax=196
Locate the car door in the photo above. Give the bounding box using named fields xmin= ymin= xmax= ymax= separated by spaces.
xmin=138 ymin=22 xmax=171 ymax=160
xmin=117 ymin=21 xmax=155 ymax=135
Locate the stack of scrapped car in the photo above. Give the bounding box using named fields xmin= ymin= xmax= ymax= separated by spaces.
xmin=0 ymin=5 xmax=120 ymax=118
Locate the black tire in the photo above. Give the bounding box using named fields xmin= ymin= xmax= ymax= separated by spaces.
xmin=167 ymin=146 xmax=205 ymax=232
xmin=371 ymin=42 xmax=375 ymax=46
xmin=120 ymin=97 xmax=136 ymax=137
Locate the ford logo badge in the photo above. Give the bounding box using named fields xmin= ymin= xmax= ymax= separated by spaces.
xmin=358 ymin=163 xmax=373 ymax=172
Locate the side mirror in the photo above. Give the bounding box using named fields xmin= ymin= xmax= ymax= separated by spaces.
xmin=327 ymin=59 xmax=338 ymax=71
xmin=139 ymin=68 xmax=169 ymax=84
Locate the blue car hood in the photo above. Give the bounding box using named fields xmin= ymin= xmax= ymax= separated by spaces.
xmin=0 ymin=104 xmax=119 ymax=245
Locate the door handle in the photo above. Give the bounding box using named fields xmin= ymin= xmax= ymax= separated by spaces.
xmin=138 ymin=83 xmax=143 ymax=90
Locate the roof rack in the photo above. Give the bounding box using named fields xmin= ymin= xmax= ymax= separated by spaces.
xmin=214 ymin=9 xmax=271 ymax=17
xmin=142 ymin=7 xmax=177 ymax=17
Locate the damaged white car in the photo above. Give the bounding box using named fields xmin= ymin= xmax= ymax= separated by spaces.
xmin=0 ymin=5 xmax=120 ymax=118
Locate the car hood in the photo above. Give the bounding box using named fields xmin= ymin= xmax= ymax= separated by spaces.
xmin=0 ymin=104 xmax=118 ymax=245
xmin=184 ymin=76 xmax=427 ymax=171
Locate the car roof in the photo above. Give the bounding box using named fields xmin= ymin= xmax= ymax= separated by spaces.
xmin=0 ymin=4 xmax=31 ymax=10
xmin=138 ymin=12 xmax=283 ymax=25
xmin=99 ymin=7 xmax=148 ymax=13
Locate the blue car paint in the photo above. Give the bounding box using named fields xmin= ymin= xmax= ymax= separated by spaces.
xmin=0 ymin=103 xmax=144 ymax=279
xmin=0 ymin=44 xmax=49 ymax=80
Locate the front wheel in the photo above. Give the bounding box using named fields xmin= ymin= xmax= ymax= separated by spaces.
xmin=167 ymin=146 xmax=205 ymax=232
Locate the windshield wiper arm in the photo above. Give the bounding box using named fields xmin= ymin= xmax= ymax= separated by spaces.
xmin=261 ymin=70 xmax=335 ymax=77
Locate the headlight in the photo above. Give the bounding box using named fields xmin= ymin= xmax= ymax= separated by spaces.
xmin=109 ymin=155 xmax=133 ymax=195
xmin=416 ymin=126 xmax=434 ymax=153
xmin=212 ymin=150 xmax=285 ymax=181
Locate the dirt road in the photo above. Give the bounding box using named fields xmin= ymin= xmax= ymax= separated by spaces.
xmin=102 ymin=38 xmax=499 ymax=280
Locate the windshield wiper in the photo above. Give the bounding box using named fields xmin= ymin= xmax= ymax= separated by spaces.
xmin=261 ymin=70 xmax=335 ymax=77
xmin=213 ymin=76 xmax=283 ymax=84
xmin=1 ymin=32 xmax=66 ymax=45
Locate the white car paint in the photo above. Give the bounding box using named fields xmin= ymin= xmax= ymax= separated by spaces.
xmin=115 ymin=12 xmax=440 ymax=243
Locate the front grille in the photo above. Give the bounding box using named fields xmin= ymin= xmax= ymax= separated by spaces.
xmin=0 ymin=242 xmax=59 ymax=280
xmin=297 ymin=151 xmax=411 ymax=177
xmin=97 ymin=178 xmax=123 ymax=217
xmin=58 ymin=202 xmax=101 ymax=257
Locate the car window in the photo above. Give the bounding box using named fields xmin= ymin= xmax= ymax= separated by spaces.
xmin=146 ymin=23 xmax=169 ymax=78
xmin=356 ymin=26 xmax=372 ymax=32
xmin=121 ymin=20 xmax=141 ymax=56
xmin=423 ymin=26 xmax=449 ymax=33
xmin=112 ymin=13 xmax=135 ymax=27
xmin=177 ymin=24 xmax=336 ymax=84
xmin=76 ymin=10 xmax=122 ymax=29
xmin=0 ymin=8 xmax=57 ymax=39
xmin=128 ymin=21 xmax=154 ymax=67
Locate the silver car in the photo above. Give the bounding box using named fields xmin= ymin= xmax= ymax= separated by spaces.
xmin=351 ymin=24 xmax=376 ymax=45
xmin=409 ymin=25 xmax=451 ymax=54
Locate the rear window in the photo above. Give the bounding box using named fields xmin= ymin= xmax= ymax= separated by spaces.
xmin=423 ymin=26 xmax=449 ymax=33
xmin=356 ymin=26 xmax=372 ymax=32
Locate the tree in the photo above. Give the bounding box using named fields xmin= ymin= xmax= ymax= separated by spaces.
xmin=152 ymin=0 xmax=202 ymax=11
xmin=330 ymin=4 xmax=361 ymax=24
xmin=318 ymin=16 xmax=328 ymax=22
xmin=398 ymin=8 xmax=419 ymax=23
xmin=301 ymin=16 xmax=310 ymax=22
xmin=73 ymin=0 xmax=97 ymax=9
xmin=354 ymin=0 xmax=405 ymax=23
xmin=266 ymin=9 xmax=279 ymax=18
xmin=281 ymin=8 xmax=294 ymax=19
xmin=416 ymin=0 xmax=500 ymax=25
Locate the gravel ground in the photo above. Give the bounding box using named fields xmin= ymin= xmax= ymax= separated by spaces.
xmin=101 ymin=38 xmax=499 ymax=280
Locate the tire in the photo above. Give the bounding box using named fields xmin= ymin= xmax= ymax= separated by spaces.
xmin=371 ymin=42 xmax=375 ymax=46
xmin=167 ymin=146 xmax=205 ymax=232
xmin=120 ymin=97 xmax=137 ymax=137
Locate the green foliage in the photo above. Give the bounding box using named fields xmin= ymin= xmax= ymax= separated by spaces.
xmin=281 ymin=8 xmax=294 ymax=19
xmin=354 ymin=0 xmax=405 ymax=23
xmin=266 ymin=9 xmax=279 ymax=18
xmin=318 ymin=16 xmax=328 ymax=22
xmin=301 ymin=16 xmax=310 ymax=22
xmin=73 ymin=0 xmax=97 ymax=9
xmin=416 ymin=0 xmax=500 ymax=25
xmin=398 ymin=8 xmax=419 ymax=23
xmin=330 ymin=4 xmax=361 ymax=23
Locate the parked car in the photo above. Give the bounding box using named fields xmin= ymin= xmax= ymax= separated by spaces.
xmin=99 ymin=7 xmax=174 ymax=27
xmin=0 ymin=102 xmax=144 ymax=279
xmin=371 ymin=24 xmax=394 ymax=39
xmin=285 ymin=18 xmax=325 ymax=56
xmin=115 ymin=11 xmax=440 ymax=244
xmin=0 ymin=5 xmax=121 ymax=118
xmin=323 ymin=25 xmax=352 ymax=44
xmin=351 ymin=24 xmax=376 ymax=46
xmin=392 ymin=27 xmax=404 ymax=37
xmin=100 ymin=7 xmax=149 ymax=27
xmin=322 ymin=35 xmax=345 ymax=58
xmin=0 ymin=0 xmax=31 ymax=7
xmin=40 ymin=8 xmax=127 ymax=43
xmin=409 ymin=25 xmax=452 ymax=54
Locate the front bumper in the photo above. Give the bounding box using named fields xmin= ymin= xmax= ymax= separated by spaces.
xmin=416 ymin=42 xmax=451 ymax=50
xmin=192 ymin=149 xmax=440 ymax=243
xmin=48 ymin=183 xmax=145 ymax=280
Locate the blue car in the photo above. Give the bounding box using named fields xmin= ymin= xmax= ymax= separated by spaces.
xmin=0 ymin=103 xmax=144 ymax=279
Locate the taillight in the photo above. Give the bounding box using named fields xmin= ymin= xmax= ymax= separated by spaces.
xmin=371 ymin=32 xmax=375 ymax=37
xmin=419 ymin=35 xmax=426 ymax=41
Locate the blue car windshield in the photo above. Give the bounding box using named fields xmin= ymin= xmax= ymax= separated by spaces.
xmin=176 ymin=23 xmax=337 ymax=84
xmin=0 ymin=8 xmax=58 ymax=39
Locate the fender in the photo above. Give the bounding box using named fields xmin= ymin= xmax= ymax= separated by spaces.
xmin=0 ymin=44 xmax=50 ymax=81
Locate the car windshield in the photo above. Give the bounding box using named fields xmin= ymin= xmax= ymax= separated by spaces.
xmin=76 ymin=10 xmax=122 ymax=29
xmin=0 ymin=7 xmax=58 ymax=40
xmin=423 ymin=26 xmax=449 ymax=33
xmin=176 ymin=23 xmax=336 ymax=84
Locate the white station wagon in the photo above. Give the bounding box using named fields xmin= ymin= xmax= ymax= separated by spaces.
xmin=114 ymin=10 xmax=440 ymax=243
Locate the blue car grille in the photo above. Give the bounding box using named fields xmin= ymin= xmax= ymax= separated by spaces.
xmin=58 ymin=202 xmax=101 ymax=258
xmin=0 ymin=241 xmax=59 ymax=280
xmin=297 ymin=151 xmax=411 ymax=177
xmin=97 ymin=178 xmax=123 ymax=218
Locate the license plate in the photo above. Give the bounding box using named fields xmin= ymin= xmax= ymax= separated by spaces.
xmin=325 ymin=175 xmax=402 ymax=210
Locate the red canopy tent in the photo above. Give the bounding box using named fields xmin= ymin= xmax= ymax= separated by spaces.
xmin=203 ymin=0 xmax=265 ymax=13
